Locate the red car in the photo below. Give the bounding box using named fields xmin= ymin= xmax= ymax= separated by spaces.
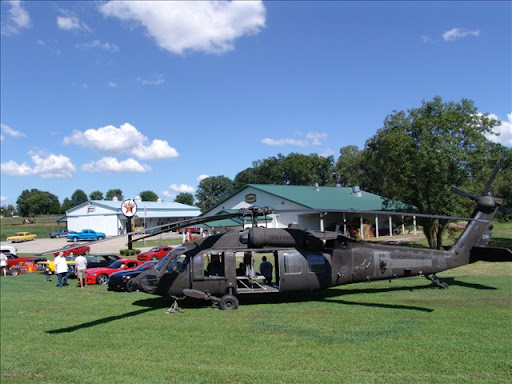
xmin=85 ymin=258 xmax=143 ymax=285
xmin=53 ymin=243 xmax=90 ymax=257
xmin=136 ymin=246 xmax=174 ymax=262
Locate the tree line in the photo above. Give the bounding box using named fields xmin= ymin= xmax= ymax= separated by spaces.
xmin=2 ymin=97 xmax=511 ymax=248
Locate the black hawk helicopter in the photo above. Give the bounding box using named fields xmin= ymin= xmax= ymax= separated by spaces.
xmin=40 ymin=167 xmax=510 ymax=311
xmin=117 ymin=168 xmax=510 ymax=311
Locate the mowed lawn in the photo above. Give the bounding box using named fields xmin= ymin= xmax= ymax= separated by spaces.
xmin=1 ymin=261 xmax=510 ymax=384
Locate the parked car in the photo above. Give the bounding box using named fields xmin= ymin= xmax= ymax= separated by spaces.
xmin=67 ymin=229 xmax=106 ymax=242
xmin=37 ymin=255 xmax=77 ymax=274
xmin=53 ymin=243 xmax=90 ymax=257
xmin=4 ymin=253 xmax=48 ymax=268
xmin=0 ymin=244 xmax=17 ymax=255
xmin=6 ymin=232 xmax=37 ymax=243
xmin=36 ymin=253 xmax=120 ymax=274
xmin=85 ymin=258 xmax=144 ymax=285
xmin=108 ymin=261 xmax=158 ymax=291
xmin=136 ymin=246 xmax=174 ymax=261
xmin=49 ymin=229 xmax=74 ymax=238
xmin=84 ymin=254 xmax=120 ymax=269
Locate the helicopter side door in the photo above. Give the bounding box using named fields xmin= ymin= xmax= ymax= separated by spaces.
xmin=278 ymin=250 xmax=332 ymax=292
xmin=191 ymin=251 xmax=231 ymax=297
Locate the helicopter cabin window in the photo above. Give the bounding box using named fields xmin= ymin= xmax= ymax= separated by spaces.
xmin=306 ymin=253 xmax=326 ymax=273
xmin=283 ymin=252 xmax=302 ymax=274
xmin=193 ymin=252 xmax=225 ymax=279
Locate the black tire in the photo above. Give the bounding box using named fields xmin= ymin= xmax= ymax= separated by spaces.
xmin=85 ymin=249 xmax=90 ymax=255
xmin=72 ymin=236 xmax=78 ymax=242
xmin=126 ymin=279 xmax=137 ymax=292
xmin=219 ymin=295 xmax=239 ymax=310
xmin=97 ymin=236 xmax=104 ymax=240
xmin=151 ymin=256 xmax=158 ymax=261
xmin=96 ymin=274 xmax=108 ymax=285
xmin=9 ymin=268 xmax=19 ymax=276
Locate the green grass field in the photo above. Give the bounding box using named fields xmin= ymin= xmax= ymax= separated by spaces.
xmin=1 ymin=262 xmax=510 ymax=384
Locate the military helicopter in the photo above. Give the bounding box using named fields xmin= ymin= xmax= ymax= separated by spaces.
xmin=116 ymin=168 xmax=510 ymax=311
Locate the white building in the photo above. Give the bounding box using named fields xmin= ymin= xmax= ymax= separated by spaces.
xmin=65 ymin=199 xmax=201 ymax=237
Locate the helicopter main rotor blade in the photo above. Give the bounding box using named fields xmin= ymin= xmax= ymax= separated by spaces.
xmin=272 ymin=208 xmax=487 ymax=222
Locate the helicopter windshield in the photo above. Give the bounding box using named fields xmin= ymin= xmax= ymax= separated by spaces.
xmin=154 ymin=247 xmax=185 ymax=273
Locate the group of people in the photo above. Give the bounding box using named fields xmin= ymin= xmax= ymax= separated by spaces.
xmin=53 ymin=252 xmax=88 ymax=288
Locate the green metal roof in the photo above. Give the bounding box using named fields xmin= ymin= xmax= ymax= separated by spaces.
xmin=246 ymin=184 xmax=406 ymax=211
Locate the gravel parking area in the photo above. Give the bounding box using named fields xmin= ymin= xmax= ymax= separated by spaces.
xmin=6 ymin=232 xmax=182 ymax=256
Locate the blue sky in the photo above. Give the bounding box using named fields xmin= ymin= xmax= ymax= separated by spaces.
xmin=1 ymin=1 xmax=511 ymax=207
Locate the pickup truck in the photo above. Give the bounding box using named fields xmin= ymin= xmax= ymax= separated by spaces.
xmin=6 ymin=232 xmax=37 ymax=243
xmin=67 ymin=229 xmax=106 ymax=242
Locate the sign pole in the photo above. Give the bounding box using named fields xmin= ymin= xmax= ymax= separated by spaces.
xmin=121 ymin=199 xmax=138 ymax=251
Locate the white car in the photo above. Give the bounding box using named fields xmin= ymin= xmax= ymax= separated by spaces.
xmin=0 ymin=244 xmax=17 ymax=255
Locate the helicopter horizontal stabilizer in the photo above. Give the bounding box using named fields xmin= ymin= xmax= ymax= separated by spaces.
xmin=469 ymin=246 xmax=512 ymax=263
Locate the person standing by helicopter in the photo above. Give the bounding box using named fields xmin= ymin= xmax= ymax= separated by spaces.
xmin=259 ymin=256 xmax=273 ymax=285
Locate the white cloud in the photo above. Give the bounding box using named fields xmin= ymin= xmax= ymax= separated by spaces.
xmin=64 ymin=122 xmax=179 ymax=160
xmin=485 ymin=113 xmax=512 ymax=147
xmin=442 ymin=28 xmax=480 ymax=42
xmin=306 ymin=132 xmax=327 ymax=145
xmin=82 ymin=157 xmax=151 ymax=173
xmin=57 ymin=14 xmax=90 ymax=32
xmin=261 ymin=138 xmax=309 ymax=147
xmin=0 ymin=195 xmax=7 ymax=202
xmin=137 ymin=75 xmax=165 ymax=86
xmin=76 ymin=40 xmax=120 ymax=52
xmin=197 ymin=174 xmax=209 ymax=182
xmin=169 ymin=184 xmax=195 ymax=193
xmin=1 ymin=123 xmax=25 ymax=141
xmin=132 ymin=139 xmax=179 ymax=160
xmin=1 ymin=0 xmax=30 ymax=35
xmin=99 ymin=0 xmax=266 ymax=55
xmin=1 ymin=153 xmax=75 ymax=178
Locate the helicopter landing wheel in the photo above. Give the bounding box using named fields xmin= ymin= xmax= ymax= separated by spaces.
xmin=219 ymin=294 xmax=239 ymax=310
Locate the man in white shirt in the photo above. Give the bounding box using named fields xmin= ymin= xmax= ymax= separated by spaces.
xmin=54 ymin=252 xmax=69 ymax=287
xmin=74 ymin=254 xmax=88 ymax=288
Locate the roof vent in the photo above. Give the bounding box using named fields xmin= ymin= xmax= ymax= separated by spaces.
xmin=352 ymin=186 xmax=362 ymax=198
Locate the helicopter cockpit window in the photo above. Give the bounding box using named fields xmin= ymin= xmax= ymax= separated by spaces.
xmin=283 ymin=252 xmax=302 ymax=274
xmin=306 ymin=253 xmax=326 ymax=273
xmin=155 ymin=247 xmax=185 ymax=273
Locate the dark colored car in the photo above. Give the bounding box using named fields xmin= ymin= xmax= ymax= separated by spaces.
xmin=85 ymin=254 xmax=121 ymax=269
xmin=108 ymin=261 xmax=158 ymax=291
xmin=136 ymin=246 xmax=174 ymax=261
xmin=49 ymin=229 xmax=74 ymax=238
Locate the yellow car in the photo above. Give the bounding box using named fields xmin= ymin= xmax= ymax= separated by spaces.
xmin=6 ymin=232 xmax=37 ymax=243
xmin=37 ymin=255 xmax=76 ymax=273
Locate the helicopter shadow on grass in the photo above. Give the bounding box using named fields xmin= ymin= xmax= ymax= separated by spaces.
xmin=46 ymin=277 xmax=498 ymax=333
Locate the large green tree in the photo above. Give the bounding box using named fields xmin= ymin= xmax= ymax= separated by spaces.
xmin=234 ymin=153 xmax=335 ymax=189
xmin=335 ymin=145 xmax=366 ymax=187
xmin=195 ymin=176 xmax=234 ymax=211
xmin=175 ymin=192 xmax=194 ymax=206
xmin=139 ymin=190 xmax=159 ymax=201
xmin=106 ymin=189 xmax=124 ymax=201
xmin=89 ymin=190 xmax=104 ymax=200
xmin=16 ymin=189 xmax=61 ymax=216
xmin=363 ymin=96 xmax=502 ymax=249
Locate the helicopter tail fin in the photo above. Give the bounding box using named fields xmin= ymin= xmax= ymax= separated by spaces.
xmin=469 ymin=246 xmax=512 ymax=263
